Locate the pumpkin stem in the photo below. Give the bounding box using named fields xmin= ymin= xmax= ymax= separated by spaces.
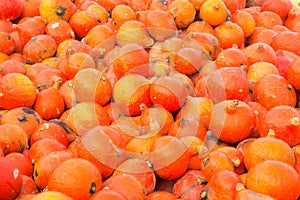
xmin=215 ymin=3 xmax=220 ymax=9
xmin=235 ymin=183 xmax=246 ymax=192
xmin=17 ymin=114 xmax=27 ymax=122
xmin=226 ymin=100 xmax=239 ymax=113
xmin=200 ymin=188 xmax=209 ymax=200
xmin=55 ymin=5 xmax=67 ymax=17
xmin=287 ymin=84 xmax=293 ymax=90
xmin=53 ymin=77 xmax=62 ymax=89
xmin=291 ymin=117 xmax=299 ymax=126
xmin=267 ymin=129 xmax=276 ymax=138
xmin=143 ymin=37 xmax=155 ymax=47
xmin=232 ymin=159 xmax=241 ymax=167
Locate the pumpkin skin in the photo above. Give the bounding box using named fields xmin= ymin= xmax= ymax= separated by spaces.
xmin=245 ymin=160 xmax=300 ymax=200
xmin=146 ymin=191 xmax=177 ymax=200
xmin=23 ymin=35 xmax=58 ymax=64
xmin=48 ymin=158 xmax=102 ymax=200
xmin=112 ymin=158 xmax=156 ymax=194
xmin=0 ymin=157 xmax=22 ymax=200
xmin=39 ymin=0 xmax=77 ymax=23
xmin=33 ymin=150 xmax=73 ymax=190
xmin=235 ymin=183 xmax=277 ymax=200
xmin=5 ymin=152 xmax=33 ymax=177
xmin=113 ymin=74 xmax=152 ymax=116
xmin=257 ymin=105 xmax=300 ymax=147
xmin=0 ymin=0 xmax=23 ymax=20
xmin=30 ymin=191 xmax=74 ymax=200
xmin=253 ymin=74 xmax=297 ymax=110
xmin=1 ymin=107 xmax=43 ymax=140
xmin=209 ymin=100 xmax=256 ymax=144
xmin=149 ymin=135 xmax=191 ymax=180
xmin=102 ymin=174 xmax=147 ymax=200
xmin=0 ymin=124 xmax=28 ymax=155
xmin=244 ymin=132 xmax=296 ymax=170
xmin=19 ymin=175 xmax=39 ymax=196
xmin=173 ymin=170 xmax=207 ymax=199
xmin=90 ymin=189 xmax=127 ymax=200
xmin=195 ymin=67 xmax=249 ymax=104
xmin=0 ymin=73 xmax=36 ymax=110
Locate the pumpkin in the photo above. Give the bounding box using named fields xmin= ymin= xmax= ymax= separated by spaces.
xmin=150 ymin=75 xmax=191 ymax=112
xmin=19 ymin=175 xmax=39 ymax=196
xmin=168 ymin=118 xmax=207 ymax=140
xmin=112 ymin=43 xmax=152 ymax=79
xmin=111 ymin=5 xmax=136 ymax=28
xmin=34 ymin=85 xmax=65 ymax=120
xmin=45 ymin=19 xmax=75 ymax=45
xmin=276 ymin=49 xmax=298 ymax=79
xmin=209 ymin=100 xmax=256 ymax=144
xmin=195 ymin=67 xmax=249 ymax=103
xmin=271 ymin=31 xmax=300 ymax=56
xmin=85 ymin=4 xmax=109 ymax=25
xmin=144 ymin=10 xmax=177 ymax=42
xmin=0 ymin=0 xmax=23 ymax=20
xmin=33 ymin=150 xmax=73 ymax=190
xmin=255 ymin=11 xmax=283 ymax=29
xmin=30 ymin=191 xmax=73 ymax=200
xmin=287 ymin=56 xmax=300 ymax=91
xmin=1 ymin=107 xmax=43 ymax=140
xmin=243 ymin=42 xmax=277 ymax=66
xmin=75 ymin=126 xmax=126 ymax=178
xmin=16 ymin=16 xmax=46 ymax=45
xmin=214 ymin=21 xmax=245 ymax=49
xmin=72 ymin=68 xmax=112 ymax=106
xmin=244 ymin=131 xmax=295 ymax=170
xmin=0 ymin=157 xmax=22 ymax=200
xmin=0 ymin=124 xmax=28 ymax=155
xmin=113 ymin=74 xmax=152 ymax=116
xmin=47 ymin=158 xmax=102 ymax=200
xmin=199 ymin=0 xmax=228 ymax=27
xmin=23 ymin=35 xmax=58 ymax=64
xmin=235 ymin=183 xmax=277 ymax=200
xmin=21 ymin=0 xmax=42 ymax=18
xmin=145 ymin=191 xmax=177 ymax=200
xmin=246 ymin=101 xmax=268 ymax=138
xmin=0 ymin=59 xmax=27 ymax=76
xmin=149 ymin=135 xmax=191 ymax=180
xmin=200 ymin=150 xmax=234 ymax=181
xmin=34 ymin=68 xmax=67 ymax=90
xmin=257 ymin=105 xmax=300 ymax=147
xmin=217 ymin=146 xmax=245 ymax=174
xmin=168 ymin=0 xmax=196 ymax=29
xmin=90 ymin=189 xmax=127 ymax=200
xmin=30 ymin=121 xmax=69 ymax=146
xmin=116 ymin=20 xmax=154 ymax=48
xmin=245 ymin=160 xmax=300 ymax=200
xmin=186 ymin=21 xmax=214 ymax=35
xmin=5 ymin=152 xmax=33 ymax=177
xmin=173 ymin=170 xmax=207 ymax=199
xmin=215 ymin=47 xmax=248 ymax=69
xmin=253 ymin=74 xmax=297 ymax=110
xmin=29 ymin=138 xmax=66 ymax=164
xmin=58 ymin=80 xmax=75 ymax=109
xmin=112 ymin=158 xmax=156 ymax=194
xmin=0 ymin=73 xmax=36 ymax=110
xmin=39 ymin=0 xmax=77 ymax=23
xmin=204 ymin=170 xmax=243 ymax=200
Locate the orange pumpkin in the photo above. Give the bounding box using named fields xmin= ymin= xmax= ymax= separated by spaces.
xmin=0 ymin=124 xmax=28 ymax=155
xmin=112 ymin=158 xmax=156 ymax=194
xmin=209 ymin=100 xmax=256 ymax=144
xmin=243 ymin=42 xmax=277 ymax=66
xmin=215 ymin=47 xmax=248 ymax=69
xmin=149 ymin=135 xmax=191 ymax=180
xmin=23 ymin=35 xmax=58 ymax=64
xmin=245 ymin=160 xmax=300 ymax=200
xmin=0 ymin=157 xmax=22 ymax=200
xmin=39 ymin=0 xmax=77 ymax=23
xmin=1 ymin=107 xmax=43 ymax=140
xmin=111 ymin=5 xmax=137 ymax=28
xmin=113 ymin=74 xmax=152 ymax=116
xmin=287 ymin=56 xmax=300 ymax=91
xmin=257 ymin=105 xmax=300 ymax=147
xmin=34 ymin=86 xmax=65 ymax=120
xmin=72 ymin=68 xmax=112 ymax=106
xmin=235 ymin=183 xmax=277 ymax=200
xmin=146 ymin=191 xmax=177 ymax=200
xmin=253 ymin=74 xmax=297 ymax=110
xmin=90 ymin=189 xmax=127 ymax=200
xmin=48 ymin=158 xmax=102 ymax=200
xmin=0 ymin=31 xmax=15 ymax=55
xmin=33 ymin=150 xmax=73 ymax=190
xmin=199 ymin=0 xmax=228 ymax=27
xmin=45 ymin=19 xmax=75 ymax=45
xmin=103 ymin=174 xmax=147 ymax=200
xmin=5 ymin=152 xmax=33 ymax=177
xmin=30 ymin=191 xmax=73 ymax=200
xmin=0 ymin=59 xmax=27 ymax=76
xmin=244 ymin=131 xmax=296 ymax=170
xmin=19 ymin=175 xmax=39 ymax=196
xmin=0 ymin=73 xmax=36 ymax=110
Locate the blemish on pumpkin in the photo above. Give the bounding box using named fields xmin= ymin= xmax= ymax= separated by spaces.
xmin=0 ymin=93 xmax=4 ymax=97
xmin=34 ymin=169 xmax=39 ymax=177
xmin=291 ymin=117 xmax=299 ymax=126
xmin=56 ymin=108 xmax=61 ymax=114
xmin=17 ymin=114 xmax=27 ymax=123
xmin=13 ymin=169 xmax=19 ymax=179
xmin=89 ymin=182 xmax=97 ymax=194
xmin=42 ymin=107 xmax=46 ymax=113
xmin=202 ymin=158 xmax=209 ymax=167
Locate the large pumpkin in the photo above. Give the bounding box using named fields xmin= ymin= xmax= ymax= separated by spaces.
xmin=0 ymin=157 xmax=22 ymax=200
xmin=0 ymin=73 xmax=36 ymax=110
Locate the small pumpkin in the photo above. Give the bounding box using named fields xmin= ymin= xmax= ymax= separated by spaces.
xmin=39 ymin=0 xmax=77 ymax=23
xmin=5 ymin=152 xmax=33 ymax=177
xmin=0 ymin=157 xmax=22 ymax=200
xmin=19 ymin=175 xmax=39 ymax=196
xmin=0 ymin=0 xmax=23 ymax=20
xmin=48 ymin=158 xmax=102 ymax=200
xmin=23 ymin=35 xmax=58 ymax=64
xmin=245 ymin=160 xmax=300 ymax=200
xmin=45 ymin=19 xmax=75 ymax=45
xmin=90 ymin=189 xmax=127 ymax=200
xmin=30 ymin=191 xmax=73 ymax=200
xmin=0 ymin=73 xmax=36 ymax=110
